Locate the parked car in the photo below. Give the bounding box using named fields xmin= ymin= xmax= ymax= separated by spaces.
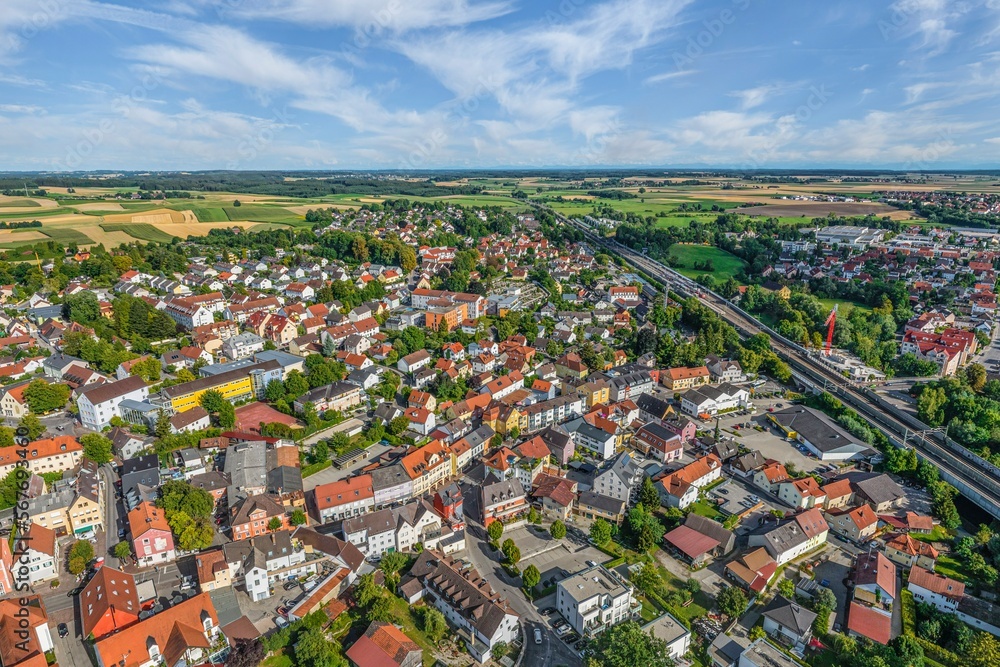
xmin=585 ymin=560 xmax=597 ymax=568
xmin=275 ymin=617 xmax=289 ymax=629
xmin=57 ymin=623 xmax=68 ymax=638
xmin=284 ymin=581 xmax=299 ymax=591
xmin=534 ymin=628 xmax=543 ymax=644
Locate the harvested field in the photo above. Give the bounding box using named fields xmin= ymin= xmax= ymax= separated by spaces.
xmin=0 ymin=230 xmax=47 ymax=241
xmin=100 ymin=223 xmax=177 ymax=244
xmin=71 ymin=202 xmax=125 ymax=212
xmin=0 ymin=198 xmax=41 ymax=208
xmin=102 ymin=208 xmax=189 ymax=224
xmin=733 ymin=201 xmax=907 ymax=218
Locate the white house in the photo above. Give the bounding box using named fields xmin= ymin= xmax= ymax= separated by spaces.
xmin=222 ymin=332 xmax=266 ymax=360
xmin=77 ymin=376 xmax=149 ymax=431
xmin=19 ymin=523 xmax=58 ymax=584
xmin=680 ymin=383 xmax=750 ymax=417
xmin=556 ymin=565 xmax=636 ymax=636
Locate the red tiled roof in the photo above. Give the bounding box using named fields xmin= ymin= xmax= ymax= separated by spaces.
xmin=847 ymin=602 xmax=892 ymax=645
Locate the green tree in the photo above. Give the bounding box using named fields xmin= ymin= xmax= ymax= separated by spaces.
xmin=916 ymin=386 xmax=947 ymax=426
xmin=159 ymin=479 xmax=214 ymax=519
xmin=113 ymin=541 xmax=132 ymax=560
xmin=966 ymin=363 xmax=987 ymax=392
xmin=549 ymin=520 xmax=566 ymax=540
xmin=18 ymin=413 xmax=45 ymax=440
xmin=69 ymin=557 xmax=87 ymax=575
xmin=969 ymin=632 xmax=1000 ymax=667
xmin=198 ymin=389 xmax=226 ymax=414
xmin=22 ymin=381 xmax=70 ymax=414
xmin=778 ymin=578 xmax=796 ymax=599
xmin=154 ymin=409 xmax=172 ymax=438
xmin=488 ymin=520 xmax=504 ymax=546
xmin=290 ymin=508 xmax=307 ymax=526
xmin=638 ymin=476 xmax=661 ymax=509
xmin=522 ymin=564 xmax=541 ymax=591
xmin=70 ymin=539 xmax=95 ymax=564
xmin=416 ymin=607 xmax=447 ymax=644
xmin=80 ymin=433 xmax=114 ymax=464
xmin=267 ymin=516 xmax=283 ymax=532
xmin=366 ymin=596 xmax=393 ymax=623
xmin=284 ymin=370 xmax=310 ymax=399
xmin=590 ymin=518 xmax=613 ymax=546
xmin=501 ymin=538 xmax=520 ymax=565
xmin=388 ymin=415 xmax=410 ymax=436
xmin=217 ymin=401 xmax=236 ymax=429
xmin=294 ymin=627 xmax=342 ymax=667
xmin=588 ymin=620 xmax=674 ymax=667
xmin=264 ymin=380 xmax=286 ymax=402
xmin=177 ymin=516 xmax=215 ymax=551
xmin=130 ymin=357 xmax=161 ymax=382
xmin=717 ymin=586 xmax=748 ymax=619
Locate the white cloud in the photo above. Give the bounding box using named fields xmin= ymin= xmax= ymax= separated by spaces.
xmin=889 ymin=0 xmax=964 ymax=54
xmin=729 ymin=82 xmax=802 ymax=110
xmin=644 ymin=70 xmax=697 ymax=84
xmin=214 ymin=0 xmax=513 ymax=32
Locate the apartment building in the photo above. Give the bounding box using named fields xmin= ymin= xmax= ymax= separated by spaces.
xmin=312 ymin=475 xmax=375 ymax=523
xmin=78 ymin=376 xmax=149 ymax=430
xmin=556 ymin=565 xmax=636 ymax=637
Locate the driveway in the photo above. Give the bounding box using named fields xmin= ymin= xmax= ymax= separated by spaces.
xmin=812 ymin=549 xmax=853 ymax=630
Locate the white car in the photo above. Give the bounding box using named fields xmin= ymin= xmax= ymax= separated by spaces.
xmin=275 ymin=616 xmax=289 ymax=629
xmin=534 ymin=628 xmax=543 ymax=645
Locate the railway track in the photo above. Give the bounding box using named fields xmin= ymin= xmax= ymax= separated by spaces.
xmin=553 ymin=210 xmax=1000 ymax=517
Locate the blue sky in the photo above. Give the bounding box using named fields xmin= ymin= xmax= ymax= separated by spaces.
xmin=1 ymin=0 xmax=998 ymax=170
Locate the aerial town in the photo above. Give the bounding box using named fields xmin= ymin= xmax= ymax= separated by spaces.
xmin=0 ymin=174 xmax=997 ymax=667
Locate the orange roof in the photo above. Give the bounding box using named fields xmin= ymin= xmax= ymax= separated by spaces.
xmin=127 ymin=501 xmax=170 ymax=537
xmin=313 ymin=475 xmax=374 ymax=510
xmin=846 ymin=504 xmax=878 ymax=530
xmin=667 ymin=366 xmax=710 ymax=380
xmin=94 ymin=593 xmax=219 ymax=667
xmin=400 ymin=440 xmax=451 ymax=480
xmin=908 ymin=565 xmax=964 ymax=600
xmin=484 ymin=447 xmax=518 ymax=471
xmin=0 ymin=596 xmax=48 ymax=667
xmin=660 ymin=454 xmax=721 ymax=498
xmin=0 ymin=435 xmax=81 ymax=467
xmin=821 ymin=478 xmax=853 ymax=499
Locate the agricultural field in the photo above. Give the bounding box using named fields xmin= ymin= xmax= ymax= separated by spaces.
xmin=100 ymin=223 xmax=178 ymax=244
xmin=666 ymin=244 xmax=746 ymax=281
xmin=733 ymin=201 xmax=915 ymax=219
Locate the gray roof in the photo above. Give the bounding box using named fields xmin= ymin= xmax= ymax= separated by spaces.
xmin=577 ymin=491 xmax=625 ymax=515
xmin=761 ymin=596 xmax=817 ymax=637
xmin=635 ymin=394 xmax=672 ymax=419
xmin=253 ymin=350 xmax=303 ymax=368
xmin=684 ymin=513 xmax=736 ymax=554
xmin=769 ymin=406 xmax=869 ymax=454
xmin=343 ymin=508 xmax=395 ymax=536
xmin=370 ymin=463 xmax=411 ymax=492
xmin=224 ymin=441 xmax=267 ymax=491
xmin=642 ymin=611 xmax=690 ymax=647
xmin=267 ymin=465 xmax=303 ymax=494
xmin=845 ymin=472 xmax=904 ymax=506
xmin=481 ymin=478 xmax=525 ymax=509
xmin=558 ymin=566 xmax=630 ymax=603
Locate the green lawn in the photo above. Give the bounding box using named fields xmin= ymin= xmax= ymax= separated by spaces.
xmin=688 ymin=499 xmax=724 ymax=521
xmin=188 ymin=206 xmax=231 ymax=222
xmin=387 ymin=596 xmax=438 ymax=667
xmin=909 ymin=526 xmax=952 ymax=543
xmin=815 ymin=298 xmax=872 ymax=315
xmin=933 ymin=554 xmax=972 ymax=583
xmin=261 ymin=652 xmax=293 ymax=667
xmin=666 ymin=244 xmax=746 ymax=281
xmin=224 ymin=205 xmax=305 ymax=223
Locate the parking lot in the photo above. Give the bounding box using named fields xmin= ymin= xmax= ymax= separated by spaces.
xmin=811 ymin=548 xmax=854 ymax=630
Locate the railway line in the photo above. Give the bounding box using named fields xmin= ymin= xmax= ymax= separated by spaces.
xmin=555 ymin=210 xmax=1000 ymax=518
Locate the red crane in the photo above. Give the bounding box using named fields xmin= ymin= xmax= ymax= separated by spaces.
xmin=824 ymin=305 xmax=838 ymax=355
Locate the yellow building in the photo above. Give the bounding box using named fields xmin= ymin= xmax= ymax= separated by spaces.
xmin=157 ymin=361 xmax=280 ymax=412
xmin=577 ymin=380 xmax=610 ymax=408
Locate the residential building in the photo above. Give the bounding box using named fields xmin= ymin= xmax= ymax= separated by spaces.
xmin=78 ymin=376 xmax=149 ymax=430
xmin=18 ymin=523 xmax=58 ymax=584
xmin=725 ymin=548 xmax=778 ymax=594
xmin=312 ymin=475 xmax=375 ymax=523
xmin=93 ymin=593 xmax=221 ymax=667
xmin=556 ymin=565 xmax=636 ymax=637
xmin=907 ymin=566 xmax=964 ymax=614
xmin=222 ymin=332 xmax=266 ymax=360
xmin=747 ymin=509 xmax=829 ymax=565
xmin=293 ymin=381 xmax=363 ymax=414
xmin=346 ymin=622 xmax=423 ymax=667
xmin=663 ymin=366 xmax=711 ymax=391
xmin=128 ymin=501 xmax=176 ymax=567
xmin=852 ymin=551 xmax=897 ymax=613
xmin=0 ymin=435 xmax=83 ymax=477
xmin=885 ymin=533 xmax=939 ymax=571
xmin=480 ymin=476 xmax=528 ymax=526
xmin=633 ymin=422 xmax=683 ymax=462
xmin=592 ymin=451 xmax=643 ymax=505
xmin=0 ymin=596 xmax=53 ymax=667
xmin=828 ymin=504 xmax=879 ymax=543
xmin=399 ymin=550 xmax=519 ymax=663
xmin=230 ymin=494 xmax=290 ymax=541
xmin=761 ymin=596 xmax=816 ymax=647
xmin=80 ymin=567 xmax=140 ymax=639
xmin=658 ymin=454 xmax=723 ymax=508
xmin=680 ymin=383 xmax=750 ymax=418
xmin=576 ymin=491 xmax=626 ymax=525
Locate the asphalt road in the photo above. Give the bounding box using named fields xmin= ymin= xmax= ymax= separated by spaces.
xmin=460 ymin=479 xmax=582 ymax=667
